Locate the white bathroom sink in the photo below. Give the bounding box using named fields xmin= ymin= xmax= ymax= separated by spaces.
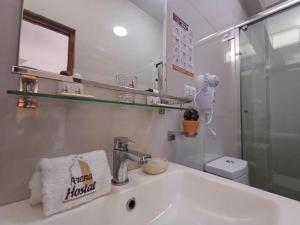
xmin=0 ymin=163 xmax=299 ymax=225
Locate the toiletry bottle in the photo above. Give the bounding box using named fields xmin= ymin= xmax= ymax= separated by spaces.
xmin=57 ymin=70 xmax=72 ymax=94
xmin=72 ymin=73 xmax=83 ymax=94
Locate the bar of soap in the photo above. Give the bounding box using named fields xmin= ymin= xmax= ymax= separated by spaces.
xmin=143 ymin=158 xmax=168 ymax=175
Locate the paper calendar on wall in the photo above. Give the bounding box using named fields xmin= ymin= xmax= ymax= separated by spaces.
xmin=172 ymin=13 xmax=193 ymax=77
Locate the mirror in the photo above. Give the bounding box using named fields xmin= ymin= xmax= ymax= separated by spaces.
xmin=19 ymin=0 xmax=166 ymax=91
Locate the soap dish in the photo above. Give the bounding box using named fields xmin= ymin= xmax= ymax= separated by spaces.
xmin=143 ymin=158 xmax=168 ymax=175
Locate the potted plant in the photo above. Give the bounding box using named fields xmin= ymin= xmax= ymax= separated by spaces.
xmin=182 ymin=108 xmax=200 ymax=135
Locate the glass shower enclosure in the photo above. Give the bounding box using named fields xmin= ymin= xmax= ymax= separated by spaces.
xmin=240 ymin=4 xmax=300 ymax=201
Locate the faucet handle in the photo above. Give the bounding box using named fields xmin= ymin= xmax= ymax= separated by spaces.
xmin=114 ymin=137 xmax=134 ymax=151
xmin=115 ymin=137 xmax=134 ymax=144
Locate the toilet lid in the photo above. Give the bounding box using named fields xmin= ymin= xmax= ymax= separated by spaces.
xmin=205 ymin=156 xmax=248 ymax=180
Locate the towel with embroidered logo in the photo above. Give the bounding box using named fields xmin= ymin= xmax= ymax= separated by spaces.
xmin=29 ymin=150 xmax=111 ymax=216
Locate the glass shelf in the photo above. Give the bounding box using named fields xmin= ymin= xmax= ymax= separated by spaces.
xmin=7 ymin=90 xmax=188 ymax=110
xmin=11 ymin=66 xmax=192 ymax=105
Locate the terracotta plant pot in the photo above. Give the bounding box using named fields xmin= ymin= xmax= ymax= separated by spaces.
xmin=182 ymin=120 xmax=200 ymax=135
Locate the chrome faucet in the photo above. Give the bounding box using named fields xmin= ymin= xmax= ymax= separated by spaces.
xmin=112 ymin=137 xmax=151 ymax=185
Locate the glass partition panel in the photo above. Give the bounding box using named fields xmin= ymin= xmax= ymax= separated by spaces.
xmin=241 ymin=3 xmax=300 ymax=201
xmin=240 ymin=21 xmax=271 ymax=191
xmin=265 ymin=5 xmax=300 ymax=200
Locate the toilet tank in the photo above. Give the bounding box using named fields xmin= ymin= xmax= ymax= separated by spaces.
xmin=205 ymin=157 xmax=249 ymax=185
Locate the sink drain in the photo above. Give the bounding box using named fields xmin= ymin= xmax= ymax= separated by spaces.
xmin=126 ymin=197 xmax=136 ymax=211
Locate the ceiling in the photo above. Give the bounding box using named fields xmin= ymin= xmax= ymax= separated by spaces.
xmin=260 ymin=0 xmax=287 ymax=8
xmin=186 ymin=0 xmax=289 ymax=40
xmin=239 ymin=0 xmax=287 ymax=17
xmin=129 ymin=0 xmax=165 ymax=23
xmin=129 ymin=0 xmax=289 ymax=40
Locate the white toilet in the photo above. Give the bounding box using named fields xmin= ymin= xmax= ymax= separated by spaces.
xmin=205 ymin=156 xmax=249 ymax=185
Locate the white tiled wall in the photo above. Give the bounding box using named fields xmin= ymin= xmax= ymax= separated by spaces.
xmin=0 ymin=0 xmax=242 ymax=205
xmin=0 ymin=0 xmax=182 ymax=205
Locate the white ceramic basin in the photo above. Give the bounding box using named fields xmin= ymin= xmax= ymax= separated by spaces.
xmin=1 ymin=163 xmax=300 ymax=225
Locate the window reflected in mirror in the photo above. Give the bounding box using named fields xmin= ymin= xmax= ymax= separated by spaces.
xmin=19 ymin=10 xmax=75 ymax=75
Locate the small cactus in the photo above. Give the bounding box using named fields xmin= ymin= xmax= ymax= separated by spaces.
xmin=183 ymin=108 xmax=199 ymax=121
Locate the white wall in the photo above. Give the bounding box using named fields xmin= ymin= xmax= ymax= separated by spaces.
xmin=165 ymin=0 xmax=213 ymax=98
xmin=0 ymin=0 xmax=180 ymax=205
xmin=0 ymin=0 xmax=245 ymax=205
xmin=24 ymin=0 xmax=163 ymax=90
xmin=194 ymin=35 xmax=241 ymax=163
xmin=165 ymin=0 xmax=242 ymax=167
xmin=165 ymin=0 xmax=247 ymax=98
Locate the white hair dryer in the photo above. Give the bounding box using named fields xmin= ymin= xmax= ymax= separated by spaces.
xmin=194 ymin=73 xmax=219 ymax=137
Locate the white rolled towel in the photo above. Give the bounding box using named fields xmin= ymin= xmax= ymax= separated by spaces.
xmin=29 ymin=150 xmax=112 ymax=216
